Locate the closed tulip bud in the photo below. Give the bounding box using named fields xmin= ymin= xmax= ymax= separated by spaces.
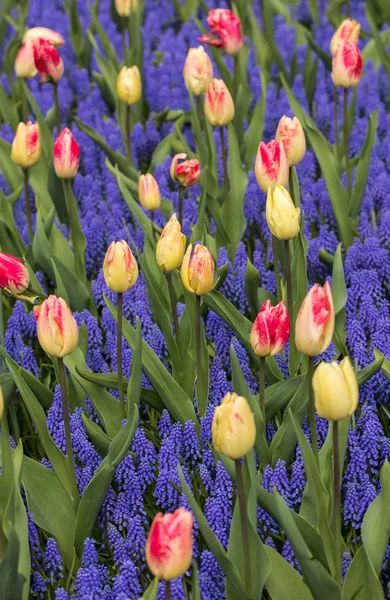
xmin=116 ymin=66 xmax=142 ymax=105
xmin=170 ymin=153 xmax=201 ymax=188
xmin=0 ymin=387 xmax=3 ymax=420
xmin=138 ymin=174 xmax=161 ymax=211
xmin=198 ymin=9 xmax=243 ymax=57
xmin=331 ymin=41 xmax=363 ymax=88
xmin=115 ymin=0 xmax=138 ymax=16
xmin=181 ymin=243 xmax=214 ymax=295
xmin=11 ymin=121 xmax=41 ymax=169
xmin=34 ymin=295 xmax=78 ymax=358
xmin=33 ymin=38 xmax=64 ymax=83
xmin=266 ymin=186 xmax=300 ymax=240
xmin=183 ymin=46 xmax=213 ymax=96
xmin=212 ymin=392 xmax=256 ymax=459
xmin=0 ymin=252 xmax=30 ymax=295
xmin=313 ymin=357 xmax=358 ymax=421
xmin=330 ymin=19 xmax=360 ymax=55
xmin=53 ymin=128 xmax=80 ymax=179
xmin=146 ymin=508 xmax=193 ymax=580
xmin=255 ymin=140 xmax=289 ymax=192
xmin=15 ymin=40 xmax=37 ymax=79
xmin=295 ymin=282 xmax=335 ymax=357
xmin=156 ymin=214 xmax=186 ymax=272
xmin=103 ymin=240 xmax=138 ymax=293
xmin=275 ymin=116 xmax=306 ymax=167
xmin=23 ymin=27 xmax=65 ymax=48
xmin=250 ymin=300 xmax=290 ymax=357
xmin=204 ymin=78 xmax=235 ymax=127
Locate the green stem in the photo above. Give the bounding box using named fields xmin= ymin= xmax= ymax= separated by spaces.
xmin=125 ymin=105 xmax=132 ymax=165
xmin=284 ymin=240 xmax=293 ymax=325
xmin=235 ymin=458 xmax=251 ymax=598
xmin=166 ymin=580 xmax=171 ymax=600
xmin=219 ymin=126 xmax=230 ymax=221
xmin=233 ymin=54 xmax=240 ymax=99
xmin=117 ymin=292 xmax=125 ymax=419
xmin=272 ymin=236 xmax=282 ymax=300
xmin=333 ymin=86 xmax=339 ymax=155
xmin=178 ymin=185 xmax=184 ymax=229
xmin=195 ymin=294 xmax=201 ymax=385
xmin=121 ymin=22 xmax=126 ymax=60
xmin=26 ymin=287 xmax=46 ymax=301
xmin=259 ymin=356 xmax=265 ymax=422
xmin=343 ymin=88 xmax=351 ymax=200
xmin=0 ymin=290 xmax=5 ymax=373
xmin=288 ymin=168 xmax=296 ymax=207
xmin=58 ymin=357 xmax=79 ymax=506
xmin=333 ymin=420 xmax=341 ymax=586
xmin=53 ymin=82 xmax=61 ymax=134
xmin=346 ymin=0 xmax=350 ymax=17
xmin=308 ymin=356 xmax=318 ymax=464
xmin=151 ymin=211 xmax=157 ymax=244
xmin=63 ymin=179 xmax=76 ymax=250
xmin=20 ymin=77 xmax=29 ymax=122
xmin=196 ymin=95 xmax=203 ymax=126
xmin=167 ymin=272 xmax=180 ymax=345
xmin=23 ymin=168 xmax=33 ymax=244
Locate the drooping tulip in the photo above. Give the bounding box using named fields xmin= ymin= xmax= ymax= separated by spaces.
xmin=250 ymin=300 xmax=290 ymax=357
xmin=34 ymin=295 xmax=79 ymax=358
xmin=33 ymin=38 xmax=64 ymax=83
xmin=170 ymin=153 xmax=201 ymax=188
xmin=198 ymin=9 xmax=243 ymax=56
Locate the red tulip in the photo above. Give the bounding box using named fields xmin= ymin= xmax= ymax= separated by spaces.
xmin=53 ymin=129 xmax=80 ymax=179
xmin=0 ymin=253 xmax=29 ymax=296
xmin=198 ymin=9 xmax=243 ymax=56
xmin=250 ymin=300 xmax=290 ymax=357
xmin=331 ymin=41 xmax=363 ymax=88
xmin=33 ymin=38 xmax=64 ymax=83
xmin=255 ymin=140 xmax=289 ymax=192
xmin=170 ymin=153 xmax=200 ymax=188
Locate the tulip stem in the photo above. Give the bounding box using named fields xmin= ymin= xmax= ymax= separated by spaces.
xmin=53 ymin=82 xmax=61 ymax=134
xmin=196 ymin=294 xmax=201 ymax=388
xmin=219 ymin=127 xmax=230 ymax=219
xmin=333 ymin=86 xmax=339 ymax=155
xmin=284 ymin=240 xmax=293 ymax=326
xmin=272 ymin=236 xmax=282 ymax=301
xmin=20 ymin=78 xmax=29 ymax=123
xmin=235 ymin=458 xmax=251 ymax=598
xmin=178 ymin=185 xmax=184 ymax=229
xmin=346 ymin=0 xmax=351 ymax=17
xmin=63 ymin=179 xmax=77 ymax=251
xmin=57 ymin=357 xmax=79 ymax=506
xmin=166 ymin=272 xmax=180 ymax=344
xmin=117 ymin=292 xmax=125 ymax=419
xmin=166 ymin=580 xmax=171 ymax=600
xmin=308 ymin=356 xmax=319 ymax=464
xmin=196 ymin=95 xmax=203 ymax=126
xmin=343 ymin=88 xmax=351 ymax=200
xmin=121 ymin=18 xmax=127 ymax=60
xmin=333 ymin=420 xmax=342 ymax=586
xmin=23 ymin=168 xmax=33 ymax=244
xmin=259 ymin=356 xmax=266 ymax=422
xmin=125 ymin=105 xmax=133 ymax=166
xmin=150 ymin=211 xmax=157 ymax=244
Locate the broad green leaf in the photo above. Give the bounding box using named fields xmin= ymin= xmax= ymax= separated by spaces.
xmin=265 ymin=375 xmax=304 ymax=421
xmin=226 ymin=123 xmax=247 ymax=257
xmin=364 ymin=6 xmax=390 ymax=79
xmin=265 ymin=545 xmax=312 ymax=600
xmin=81 ymin=414 xmax=111 ymax=456
xmin=62 ymin=180 xmax=87 ymax=284
xmin=143 ymin=577 xmax=159 ymax=600
xmin=0 ymin=529 xmax=26 ymax=600
xmin=350 ymin=111 xmax=378 ymax=220
xmin=342 ymin=545 xmax=383 ymax=600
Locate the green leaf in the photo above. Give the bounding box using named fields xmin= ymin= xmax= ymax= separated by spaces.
xmin=364 ymin=6 xmax=390 ymax=79
xmin=0 ymin=529 xmax=26 ymax=600
xmin=143 ymin=577 xmax=159 ymax=600
xmin=226 ymin=123 xmax=247 ymax=257
xmin=62 ymin=180 xmax=87 ymax=284
xmin=349 ymin=111 xmax=378 ymax=221
xmin=342 ymin=545 xmax=383 ymax=600
xmin=81 ymin=414 xmax=111 ymax=456
xmin=183 ymin=291 xmax=209 ymax=417
xmin=0 ymin=138 xmax=21 ymax=192
xmin=264 ymin=545 xmax=312 ymax=600
xmin=362 ymin=27 xmax=390 ymax=69
xmin=126 ymin=317 xmax=143 ymax=420
xmin=191 ymin=562 xmax=201 ymax=600
xmin=265 ymin=375 xmax=304 ymax=421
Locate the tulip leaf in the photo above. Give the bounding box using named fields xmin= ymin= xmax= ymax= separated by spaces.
xmin=0 ymin=529 xmax=27 ymax=600
xmin=126 ymin=317 xmax=143 ymax=420
xmin=81 ymin=414 xmax=111 ymax=456
xmin=264 ymin=545 xmax=312 ymax=600
xmin=191 ymin=562 xmax=201 ymax=600
xmin=332 ymin=244 xmax=348 ymax=355
xmin=349 ymin=110 xmax=378 ymax=221
xmin=265 ymin=375 xmax=304 ymax=421
xmin=226 ymin=123 xmax=247 ymax=258
xmin=62 ymin=180 xmax=87 ymax=284
xmin=244 ymin=72 xmax=267 ymax=169
xmin=364 ymin=6 xmax=390 ymax=80
xmin=143 ymin=577 xmax=159 ymax=600
xmin=342 ymin=545 xmax=383 ymax=600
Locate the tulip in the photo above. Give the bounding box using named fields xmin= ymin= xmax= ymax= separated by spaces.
xmin=266 ymin=186 xmax=300 ymax=241
xmin=295 ymin=282 xmax=335 ymax=357
xmin=212 ymin=392 xmax=256 ymax=459
xmin=15 ymin=40 xmax=37 ymax=79
xmin=204 ymin=78 xmax=235 ymax=127
xmin=34 ymin=295 xmax=78 ymax=358
xmin=330 ymin=19 xmax=360 ymax=55
xmin=11 ymin=121 xmax=41 ymax=170
xmin=198 ymin=9 xmax=243 ymax=57
xmin=331 ymin=40 xmax=363 ymax=88
xmin=138 ymin=174 xmax=161 ymax=212
xmin=116 ymin=66 xmax=142 ymax=105
xmin=146 ymin=508 xmax=193 ymax=580
xmin=275 ymin=116 xmax=306 ymax=167
xmin=0 ymin=386 xmax=3 ymax=421
xmin=53 ymin=128 xmax=80 ymax=179
xmin=313 ymin=357 xmax=358 ymax=421
xmin=156 ymin=214 xmax=186 ymax=273
xmin=103 ymin=240 xmax=138 ymax=293
xmin=33 ymin=38 xmax=64 ymax=83
xmin=181 ymin=243 xmax=214 ymax=296
xmin=170 ymin=153 xmax=201 ymax=188
xmin=115 ymin=0 xmax=138 ymax=16
xmin=183 ymin=46 xmax=213 ymax=96
xmin=23 ymin=27 xmax=65 ymax=48
xmin=250 ymin=300 xmax=290 ymax=357
xmin=255 ymin=140 xmax=289 ymax=192
xmin=0 ymin=253 xmax=30 ymax=296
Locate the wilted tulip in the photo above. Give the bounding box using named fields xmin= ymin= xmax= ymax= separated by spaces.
xmin=156 ymin=214 xmax=186 ymax=273
xmin=183 ymin=46 xmax=213 ymax=96
xmin=212 ymin=392 xmax=256 ymax=459
xmin=170 ymin=153 xmax=201 ymax=188
xmin=0 ymin=253 xmax=30 ymax=296
xmin=53 ymin=128 xmax=80 ymax=179
xmin=34 ymin=295 xmax=79 ymax=358
xmin=331 ymin=40 xmax=363 ymax=88
xmin=116 ymin=66 xmax=142 ymax=105
xmin=313 ymin=357 xmax=358 ymax=421
xmin=330 ymin=19 xmax=360 ymax=55
xmin=275 ymin=116 xmax=306 ymax=167
xmin=33 ymin=38 xmax=64 ymax=83
xmin=295 ymin=282 xmax=335 ymax=357
xmin=250 ymin=300 xmax=290 ymax=357
xmin=266 ymin=186 xmax=300 ymax=240
xmin=181 ymin=243 xmax=214 ymax=295
xmin=199 ymin=9 xmax=243 ymax=56
xmin=255 ymin=140 xmax=289 ymax=192
xmin=103 ymin=241 xmax=138 ymax=294
xmin=204 ymin=78 xmax=235 ymax=127
xmin=138 ymin=174 xmax=161 ymax=212
xmin=11 ymin=121 xmax=41 ymax=169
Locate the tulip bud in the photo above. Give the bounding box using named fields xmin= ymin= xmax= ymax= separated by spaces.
xmin=0 ymin=386 xmax=3 ymax=421
xmin=250 ymin=300 xmax=290 ymax=357
xmin=266 ymin=186 xmax=300 ymax=240
xmin=255 ymin=140 xmax=289 ymax=192
xmin=295 ymin=282 xmax=335 ymax=357
xmin=115 ymin=0 xmax=138 ymax=16
xmin=313 ymin=357 xmax=358 ymax=421
xmin=15 ymin=40 xmax=38 ymax=79
xmin=330 ymin=19 xmax=360 ymax=55
xmin=0 ymin=252 xmax=30 ymax=295
xmin=156 ymin=214 xmax=186 ymax=272
xmin=331 ymin=41 xmax=363 ymax=89
xmin=103 ymin=240 xmax=138 ymax=293
xmin=181 ymin=243 xmax=214 ymax=295
xmin=212 ymin=392 xmax=256 ymax=459
xmin=53 ymin=128 xmax=80 ymax=179
xmin=11 ymin=121 xmax=41 ymax=170
xmin=34 ymin=295 xmax=79 ymax=358
xmin=198 ymin=9 xmax=243 ymax=57
xmin=138 ymin=174 xmax=161 ymax=212
xmin=23 ymin=27 xmax=65 ymax=48
xmin=116 ymin=66 xmax=142 ymax=105
xmin=33 ymin=38 xmax=64 ymax=83
xmin=146 ymin=508 xmax=193 ymax=580
xmin=204 ymin=78 xmax=235 ymax=127
xmin=183 ymin=46 xmax=213 ymax=96
xmin=170 ymin=153 xmax=201 ymax=188
xmin=275 ymin=116 xmax=306 ymax=167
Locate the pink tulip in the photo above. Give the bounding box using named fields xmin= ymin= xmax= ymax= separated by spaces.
xmin=250 ymin=300 xmax=290 ymax=357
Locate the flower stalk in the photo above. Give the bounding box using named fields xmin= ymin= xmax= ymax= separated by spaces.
xmin=235 ymin=458 xmax=251 ymax=598
xmin=333 ymin=419 xmax=342 ymax=586
xmin=53 ymin=82 xmax=61 ymax=134
xmin=57 ymin=357 xmax=79 ymax=506
xmin=23 ymin=168 xmax=33 ymax=244
xmin=167 ymin=272 xmax=180 ymax=344
xmin=308 ymin=356 xmax=318 ymax=463
xmin=116 ymin=292 xmax=125 ymax=418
